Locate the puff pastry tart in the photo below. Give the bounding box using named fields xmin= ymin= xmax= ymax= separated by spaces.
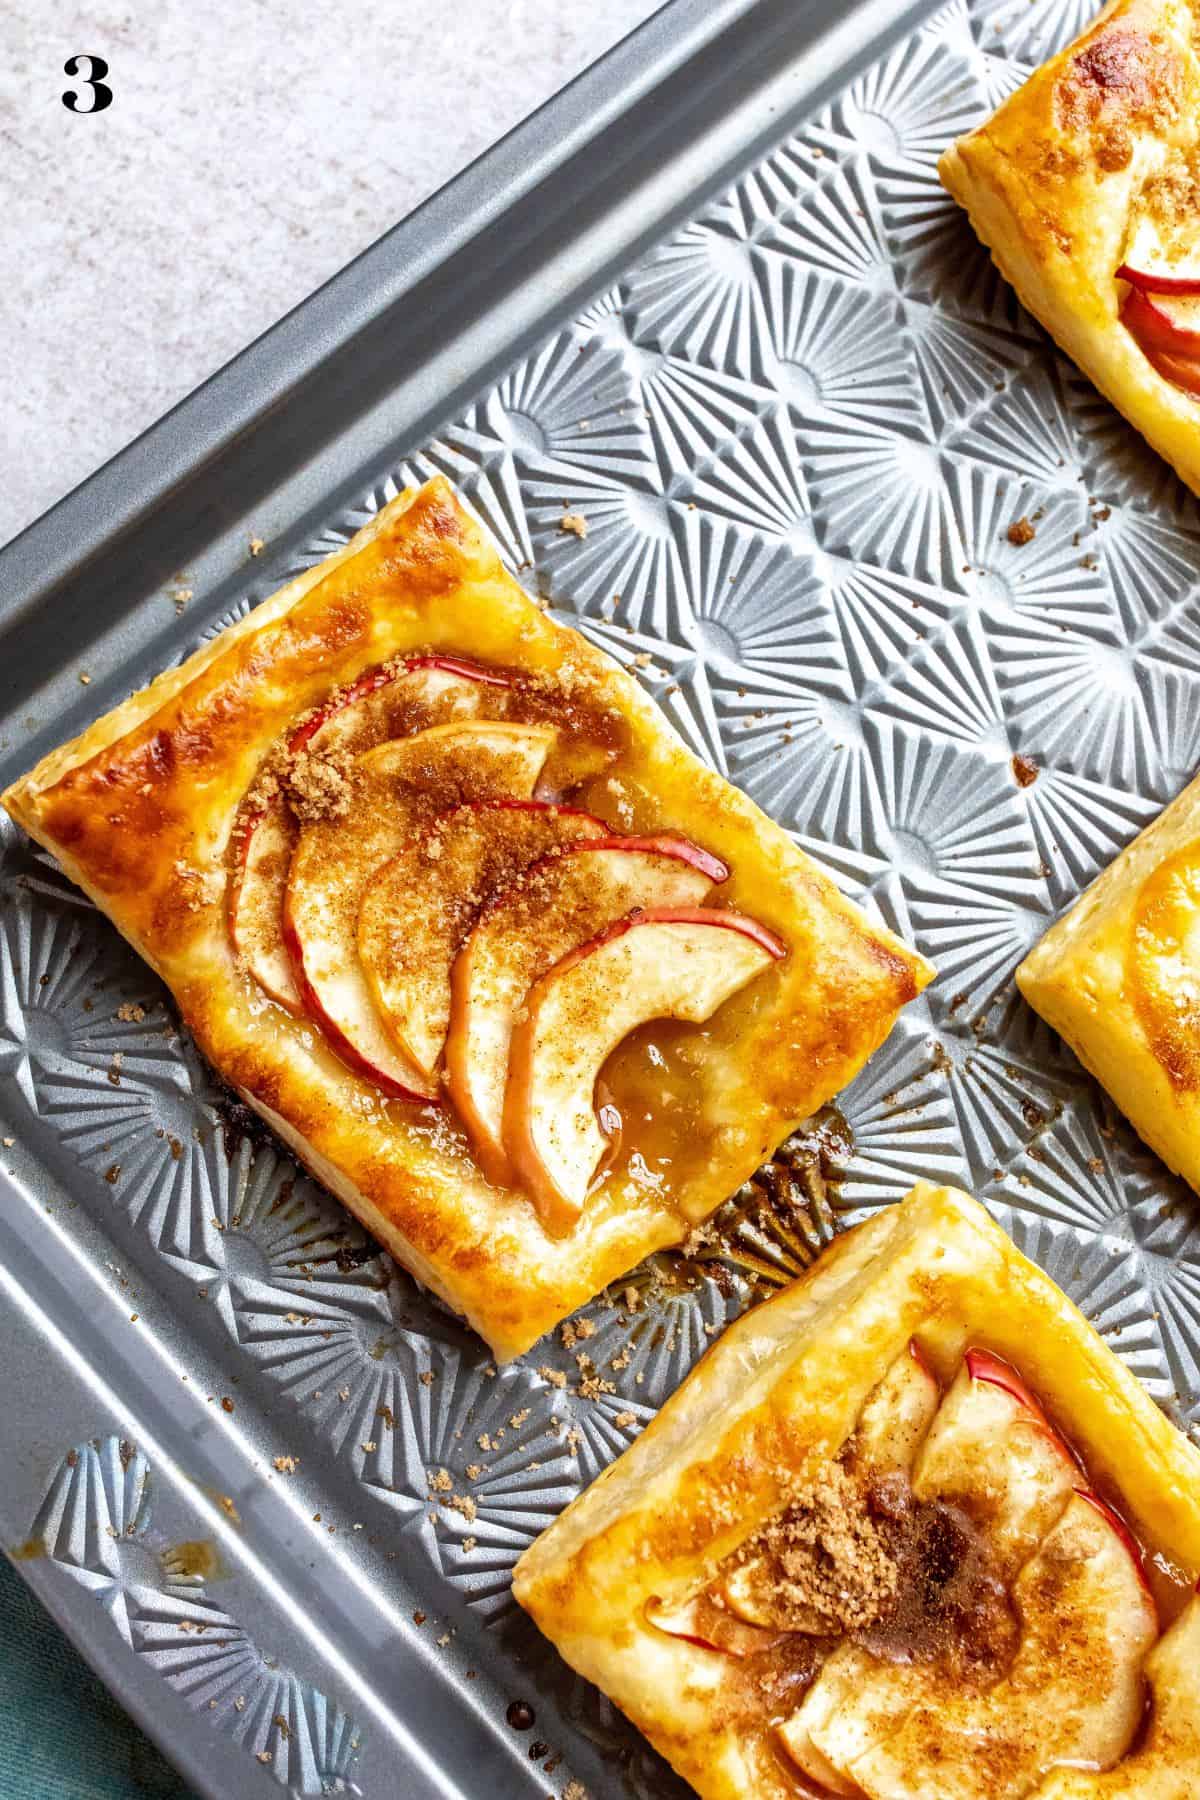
xmin=939 ymin=0 xmax=1200 ymax=495
xmin=1 ymin=478 xmax=931 ymax=1359
xmin=1017 ymin=772 xmax=1200 ymax=1194
xmin=514 ymin=1182 xmax=1200 ymax=1800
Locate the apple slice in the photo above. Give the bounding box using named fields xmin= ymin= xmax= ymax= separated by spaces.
xmin=289 ymin=654 xmax=509 ymax=758
xmin=852 ymin=1341 xmax=941 ymax=1474
xmin=357 ymin=800 xmax=607 ymax=1077
xmin=725 ymin=1344 xmax=939 ymax=1636
xmin=444 ymin=838 xmax=727 ymax=1184
xmin=912 ymin=1352 xmax=1079 ymax=1574
xmin=230 ymin=797 xmax=304 ymax=1012
xmin=852 ymin=1491 xmax=1157 ymax=1799
xmin=283 ymin=720 xmax=554 ymax=1097
xmin=645 ymin=1592 xmax=784 ymax=1659
xmin=791 ymin=1351 xmax=1079 ymax=1787
xmin=231 ymin=656 xmax=508 ymax=1010
xmin=1031 ymin=1594 xmax=1199 ymax=1797
xmin=503 ymin=908 xmax=785 ymax=1230
xmin=1143 ymin=342 xmax=1200 ymax=397
xmin=1120 ymin=283 xmax=1200 ymax=357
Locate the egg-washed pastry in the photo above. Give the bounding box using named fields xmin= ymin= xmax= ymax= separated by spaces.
xmin=1017 ymin=770 xmax=1200 ymax=1193
xmin=939 ymin=0 xmax=1200 ymax=496
xmin=1 ymin=478 xmax=931 ymax=1360
xmin=514 ymin=1182 xmax=1200 ymax=1800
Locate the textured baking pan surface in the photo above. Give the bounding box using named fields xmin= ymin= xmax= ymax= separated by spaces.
xmin=2 ymin=0 xmax=1199 ymax=1794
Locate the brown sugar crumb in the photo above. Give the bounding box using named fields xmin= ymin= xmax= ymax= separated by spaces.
xmin=115 ymin=1002 xmax=145 ymax=1023
xmin=732 ymin=1461 xmax=899 ymax=1634
xmin=1011 ymin=753 xmax=1039 ymax=788
xmin=447 ymin=1492 xmax=478 ymax=1523
xmin=284 ymin=748 xmax=354 ymax=823
xmin=1006 ymin=515 xmax=1036 ymax=546
xmin=249 ymin=537 xmax=265 ymax=556
xmin=559 ymin=511 xmax=588 ymax=539
xmin=613 ymin=1411 xmax=637 ymax=1429
xmin=273 ymin=1455 xmax=299 ymax=1474
xmin=623 ymin=1285 xmax=641 ymax=1314
xmin=564 ymin=1782 xmax=589 ymax=1800
xmin=537 ymin=1366 xmax=568 ymax=1390
xmin=509 ymin=1408 xmax=531 ymax=1429
xmin=428 ymin=1467 xmax=453 ymax=1493
xmin=413 ymin=1610 xmax=426 ymax=1626
xmin=104 ymin=1163 xmax=121 ymax=1185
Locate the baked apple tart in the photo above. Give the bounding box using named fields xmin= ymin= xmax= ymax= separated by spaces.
xmin=939 ymin=0 xmax=1200 ymax=495
xmin=1 ymin=478 xmax=931 ymax=1358
xmin=514 ymin=1183 xmax=1200 ymax=1799
xmin=1018 ymin=767 xmax=1200 ymax=1194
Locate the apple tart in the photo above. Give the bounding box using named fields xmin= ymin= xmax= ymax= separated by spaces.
xmin=1017 ymin=767 xmax=1200 ymax=1195
xmin=1 ymin=478 xmax=931 ymax=1358
xmin=939 ymin=0 xmax=1200 ymax=496
xmin=514 ymin=1182 xmax=1200 ymax=1800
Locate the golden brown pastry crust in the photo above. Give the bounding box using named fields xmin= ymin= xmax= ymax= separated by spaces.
xmin=1017 ymin=766 xmax=1200 ymax=1193
xmin=939 ymin=0 xmax=1200 ymax=494
xmin=513 ymin=1183 xmax=1200 ymax=1800
xmin=2 ymin=478 xmax=931 ymax=1359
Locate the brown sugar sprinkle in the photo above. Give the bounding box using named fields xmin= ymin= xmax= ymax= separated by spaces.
xmin=731 ymin=1460 xmax=899 ymax=1634
xmin=428 ymin=1468 xmax=453 ymax=1493
xmin=559 ymin=511 xmax=588 ymax=539
xmin=537 ymin=1366 xmax=568 ymax=1390
xmin=273 ymin=1455 xmax=299 ymax=1474
xmin=1011 ymin=753 xmax=1039 ymax=788
xmin=115 ymin=1002 xmax=145 ymax=1023
xmin=1006 ymin=516 xmax=1036 ymax=546
xmin=284 ymin=747 xmax=355 ymax=823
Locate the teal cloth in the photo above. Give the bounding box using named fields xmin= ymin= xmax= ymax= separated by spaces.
xmin=0 ymin=1554 xmax=193 ymax=1798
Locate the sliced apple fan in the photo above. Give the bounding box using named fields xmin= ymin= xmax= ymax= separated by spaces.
xmin=654 ymin=1345 xmax=1158 ymax=1800
xmin=229 ymin=656 xmax=783 ymax=1221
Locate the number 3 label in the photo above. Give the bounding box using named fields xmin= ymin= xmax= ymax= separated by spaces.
xmin=62 ymin=54 xmax=113 ymax=113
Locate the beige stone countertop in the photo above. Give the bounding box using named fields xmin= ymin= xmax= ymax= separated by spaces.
xmin=0 ymin=0 xmax=659 ymax=546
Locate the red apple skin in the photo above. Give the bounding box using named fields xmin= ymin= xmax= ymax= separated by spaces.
xmin=625 ymin=904 xmax=787 ymax=959
xmin=1120 ymin=284 xmax=1200 ymax=357
xmin=1117 ymin=261 xmax=1200 ymax=296
xmin=1074 ymin=1487 xmax=1157 ymax=1610
xmin=964 ymin=1347 xmax=1049 ymax=1421
xmin=1144 ymin=343 xmax=1200 ymax=397
xmin=279 ymin=906 xmax=435 ymax=1104
xmin=507 ymin=901 xmax=786 ymax=1001
xmin=580 ymin=835 xmax=729 ymax=884
xmin=288 ymin=654 xmax=510 ymax=755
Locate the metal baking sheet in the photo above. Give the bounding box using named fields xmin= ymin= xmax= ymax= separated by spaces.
xmin=3 ymin=0 xmax=1198 ymax=1793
